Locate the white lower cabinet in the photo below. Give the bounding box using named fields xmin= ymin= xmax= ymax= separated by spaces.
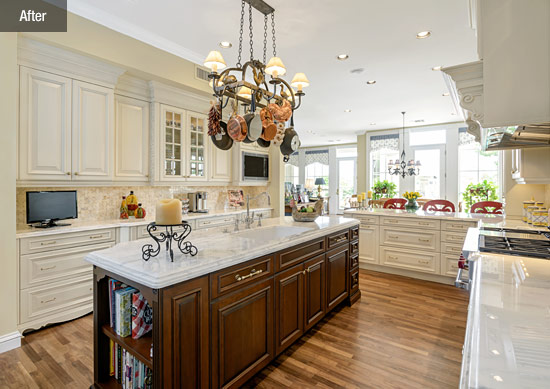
xmin=358 ymin=225 xmax=379 ymax=264
xmin=380 ymin=226 xmax=440 ymax=252
xmin=380 ymin=246 xmax=440 ymax=274
xmin=441 ymin=254 xmax=460 ymax=277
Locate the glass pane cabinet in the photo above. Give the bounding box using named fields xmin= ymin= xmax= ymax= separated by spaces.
xmin=160 ymin=105 xmax=207 ymax=181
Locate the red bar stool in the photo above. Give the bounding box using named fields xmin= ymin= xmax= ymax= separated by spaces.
xmin=470 ymin=201 xmax=504 ymax=214
xmin=422 ymin=199 xmax=456 ymax=213
xmin=383 ymin=198 xmax=407 ymax=209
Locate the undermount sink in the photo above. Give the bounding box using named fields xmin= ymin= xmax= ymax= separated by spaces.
xmin=233 ymin=225 xmax=312 ymax=241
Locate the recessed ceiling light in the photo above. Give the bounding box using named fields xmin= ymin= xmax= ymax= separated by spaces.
xmin=491 ymin=350 xmax=500 ymax=355
xmin=493 ymin=376 xmax=503 ymax=382
xmin=432 ymin=65 xmax=442 ymax=71
xmin=414 ymin=119 xmax=424 ymax=123
xmin=337 ymin=54 xmax=349 ymax=60
xmin=416 ymin=30 xmax=432 ymax=39
xmin=350 ymin=68 xmax=364 ymax=74
xmin=369 ymin=122 xmax=376 ymax=125
xmin=442 ymin=92 xmax=450 ymax=96
xmin=219 ymin=41 xmax=232 ymax=49
xmin=366 ymin=80 xmax=376 ymax=85
xmin=344 ymin=109 xmax=352 ymax=113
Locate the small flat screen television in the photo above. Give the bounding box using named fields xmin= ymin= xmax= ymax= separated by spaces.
xmin=26 ymin=191 xmax=78 ymax=228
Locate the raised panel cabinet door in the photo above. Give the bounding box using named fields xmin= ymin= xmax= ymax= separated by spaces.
xmin=209 ymin=142 xmax=232 ymax=181
xmin=326 ymin=246 xmax=349 ymax=312
xmin=304 ymin=253 xmax=326 ymax=331
xmin=211 ymin=278 xmax=274 ymax=389
xmin=186 ymin=111 xmax=208 ymax=181
xmin=359 ymin=226 xmax=379 ymax=265
xmin=114 ymin=95 xmax=150 ymax=181
xmin=275 ymin=264 xmax=304 ymax=355
xmin=19 ymin=67 xmax=72 ymax=181
xmin=161 ymin=275 xmax=209 ymax=389
xmin=72 ymin=80 xmax=114 ymax=180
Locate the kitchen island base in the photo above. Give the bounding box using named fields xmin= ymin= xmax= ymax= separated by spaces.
xmin=91 ymin=224 xmax=359 ymax=389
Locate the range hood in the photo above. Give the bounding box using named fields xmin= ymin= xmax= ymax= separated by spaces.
xmin=486 ymin=124 xmax=550 ymax=150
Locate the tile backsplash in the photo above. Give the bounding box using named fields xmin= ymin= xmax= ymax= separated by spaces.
xmin=17 ymin=185 xmax=269 ymax=227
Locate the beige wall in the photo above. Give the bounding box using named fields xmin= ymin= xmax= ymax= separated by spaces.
xmin=23 ymin=13 xmax=210 ymax=95
xmin=504 ymin=183 xmax=547 ymax=218
xmin=0 ymin=33 xmax=18 ymax=338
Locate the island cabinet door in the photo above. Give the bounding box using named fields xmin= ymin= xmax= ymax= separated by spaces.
xmin=160 ymin=275 xmax=209 ymax=389
xmin=326 ymin=245 xmax=349 ymax=312
xmin=275 ymin=264 xmax=304 ymax=355
xmin=304 ymin=253 xmax=326 ymax=331
xmin=211 ymin=278 xmax=274 ymax=389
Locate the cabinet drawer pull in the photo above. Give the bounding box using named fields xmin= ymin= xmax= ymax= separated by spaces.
xmin=89 ymin=235 xmax=104 ymax=239
xmin=388 ymin=255 xmax=399 ymax=260
xmin=387 ymin=219 xmax=398 ymax=223
xmin=418 ymin=222 xmax=430 ymax=226
xmin=40 ymin=241 xmax=56 ymax=246
xmin=202 ymin=221 xmax=211 ymax=225
xmin=333 ymin=236 xmax=347 ymax=243
xmin=235 ymin=268 xmax=263 ymax=282
xmin=40 ymin=265 xmax=57 ymax=271
xmin=418 ymin=238 xmax=430 ymax=243
xmin=41 ymin=297 xmax=56 ymax=304
xmin=451 ymin=224 xmax=465 ymax=229
xmin=388 ymin=235 xmax=399 ymax=239
xmin=418 ymin=260 xmax=430 ymax=264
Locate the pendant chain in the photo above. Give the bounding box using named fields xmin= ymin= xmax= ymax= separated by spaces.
xmin=248 ymin=2 xmax=254 ymax=61
xmin=237 ymin=0 xmax=245 ymax=68
xmin=271 ymin=12 xmax=277 ymax=57
xmin=263 ymin=14 xmax=268 ymax=64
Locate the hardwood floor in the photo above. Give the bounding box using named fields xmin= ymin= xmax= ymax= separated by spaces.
xmin=0 ymin=270 xmax=468 ymax=388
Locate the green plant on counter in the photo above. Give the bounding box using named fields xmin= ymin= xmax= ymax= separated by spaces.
xmin=462 ymin=180 xmax=498 ymax=211
xmin=372 ymin=180 xmax=397 ymax=200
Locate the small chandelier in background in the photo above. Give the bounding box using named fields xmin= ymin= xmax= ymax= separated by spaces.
xmin=388 ymin=111 xmax=421 ymax=178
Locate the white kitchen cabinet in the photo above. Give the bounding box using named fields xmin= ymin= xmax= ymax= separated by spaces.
xmin=114 ymin=95 xmax=150 ymax=181
xmin=209 ymin=142 xmax=232 ymax=182
xmin=19 ymin=67 xmax=72 ymax=181
xmin=358 ymin=225 xmax=379 ymax=265
xmin=186 ymin=112 xmax=208 ymax=181
xmin=511 ymin=148 xmax=550 ymax=184
xmin=160 ymin=104 xmax=186 ymax=180
xmin=71 ymin=80 xmax=114 ymax=181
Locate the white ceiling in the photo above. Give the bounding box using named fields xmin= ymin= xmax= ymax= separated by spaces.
xmin=69 ymin=0 xmax=478 ymax=146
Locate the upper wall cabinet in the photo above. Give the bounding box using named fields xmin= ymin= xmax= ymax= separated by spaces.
xmin=19 ymin=67 xmax=72 ymax=181
xmin=209 ymin=143 xmax=232 ymax=182
xmin=114 ymin=95 xmax=150 ymax=182
xmin=71 ymin=81 xmax=115 ymax=181
xmin=510 ymin=148 xmax=550 ymax=184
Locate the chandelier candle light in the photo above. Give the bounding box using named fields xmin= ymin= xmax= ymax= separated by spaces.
xmin=203 ymin=0 xmax=308 ymax=154
xmin=388 ymin=112 xmax=421 ymax=178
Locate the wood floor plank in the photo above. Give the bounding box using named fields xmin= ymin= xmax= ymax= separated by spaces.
xmin=0 ymin=270 xmax=468 ymax=388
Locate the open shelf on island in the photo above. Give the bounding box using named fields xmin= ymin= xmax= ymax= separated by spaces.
xmin=95 ymin=376 xmax=122 ymax=389
xmin=101 ymin=325 xmax=153 ymax=369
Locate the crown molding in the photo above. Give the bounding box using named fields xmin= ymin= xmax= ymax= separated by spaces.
xmin=115 ymin=74 xmax=152 ymax=102
xmin=18 ymin=37 xmax=125 ymax=87
xmin=149 ymin=80 xmax=211 ymax=113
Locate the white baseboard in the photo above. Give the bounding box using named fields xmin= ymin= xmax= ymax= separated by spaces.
xmin=0 ymin=331 xmax=22 ymax=354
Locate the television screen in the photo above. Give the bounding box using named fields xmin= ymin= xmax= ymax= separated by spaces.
xmin=26 ymin=191 xmax=78 ymax=224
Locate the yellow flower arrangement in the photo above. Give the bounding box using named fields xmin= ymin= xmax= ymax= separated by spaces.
xmin=403 ymin=191 xmax=421 ymax=200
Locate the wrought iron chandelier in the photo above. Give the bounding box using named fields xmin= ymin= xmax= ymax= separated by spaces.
xmin=203 ymin=0 xmax=308 ymax=113
xmin=388 ymin=112 xmax=421 ymax=178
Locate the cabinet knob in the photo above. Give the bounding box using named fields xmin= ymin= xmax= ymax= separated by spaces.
xmin=74 ymin=172 xmax=79 ymax=176
xmin=66 ymin=172 xmax=71 ymax=175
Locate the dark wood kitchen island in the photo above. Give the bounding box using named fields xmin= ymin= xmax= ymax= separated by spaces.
xmin=86 ymin=216 xmax=360 ymax=388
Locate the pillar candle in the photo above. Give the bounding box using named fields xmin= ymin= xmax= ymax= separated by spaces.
xmin=155 ymin=199 xmax=182 ymax=225
xmin=367 ymin=190 xmax=373 ymax=199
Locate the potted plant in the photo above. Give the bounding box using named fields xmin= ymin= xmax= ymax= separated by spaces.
xmin=403 ymin=191 xmax=421 ymax=211
xmin=372 ymin=180 xmax=397 ymax=200
xmin=462 ymin=180 xmax=498 ymax=211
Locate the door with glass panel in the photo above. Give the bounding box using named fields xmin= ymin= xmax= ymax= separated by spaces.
xmin=336 ymin=157 xmax=357 ymax=212
xmin=410 ymin=145 xmax=446 ymax=200
xmin=162 ymin=105 xmax=185 ymax=180
xmin=186 ymin=112 xmax=207 ymax=180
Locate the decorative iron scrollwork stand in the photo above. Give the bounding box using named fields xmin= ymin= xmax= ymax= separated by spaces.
xmin=141 ymin=222 xmax=198 ymax=262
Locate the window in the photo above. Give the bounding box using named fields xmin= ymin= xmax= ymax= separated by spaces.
xmin=305 ymin=150 xmax=329 ymax=197
xmin=284 ymin=164 xmax=299 ymax=186
xmin=369 ymin=134 xmax=400 ymax=194
xmin=409 ymin=128 xmax=446 ymax=146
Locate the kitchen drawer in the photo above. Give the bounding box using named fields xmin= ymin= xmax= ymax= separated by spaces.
xmin=350 ymin=268 xmax=359 ymax=295
xmin=277 ymin=238 xmax=325 ymax=272
xmin=441 ymin=242 xmax=463 ymax=256
xmin=327 ymin=229 xmax=350 ymax=250
xmin=441 ymin=230 xmax=467 ymax=244
xmin=379 ymin=227 xmax=440 ymax=252
xmin=380 ymin=217 xmax=440 ymax=230
xmin=350 ymin=253 xmax=359 ymax=270
xmin=350 ymin=226 xmax=359 ymax=241
xmin=441 ymin=254 xmax=461 ymax=277
xmin=196 ymin=215 xmax=235 ymax=230
xmin=379 ymin=246 xmax=440 ymax=274
xmin=20 ymin=228 xmax=116 ymax=254
xmin=211 ymin=255 xmax=273 ymax=299
xmin=135 ymin=222 xmax=196 ymax=240
xmin=441 ymin=220 xmax=478 ymax=233
xmin=20 ymin=275 xmax=93 ymax=324
xmin=350 ymin=214 xmax=379 ymax=225
xmin=350 ymin=240 xmax=359 ymax=256
xmin=20 ymin=242 xmax=114 ymax=288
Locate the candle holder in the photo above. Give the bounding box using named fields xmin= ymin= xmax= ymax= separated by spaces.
xmin=141 ymin=222 xmax=198 ymax=262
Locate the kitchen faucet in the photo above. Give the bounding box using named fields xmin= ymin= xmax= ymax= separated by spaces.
xmin=244 ymin=192 xmax=271 ymax=229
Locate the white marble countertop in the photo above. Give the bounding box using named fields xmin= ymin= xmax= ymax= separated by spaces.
xmin=15 ymin=207 xmax=273 ymax=239
xmin=460 ymin=252 xmax=550 ymax=388
xmin=85 ymin=215 xmax=359 ymax=289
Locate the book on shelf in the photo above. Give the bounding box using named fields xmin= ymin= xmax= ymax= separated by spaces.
xmin=115 ymin=287 xmax=136 ymax=337
xmin=111 ymin=343 xmax=152 ymax=389
xmin=132 ymin=291 xmax=153 ymax=339
xmin=109 ymin=278 xmax=153 ymax=340
xmin=109 ymin=279 xmax=127 ymax=328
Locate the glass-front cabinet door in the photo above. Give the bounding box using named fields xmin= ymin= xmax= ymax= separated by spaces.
xmin=187 ymin=112 xmax=207 ymax=180
xmin=162 ymin=105 xmax=185 ymax=179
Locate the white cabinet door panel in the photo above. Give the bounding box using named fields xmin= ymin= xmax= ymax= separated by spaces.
xmin=115 ymin=96 xmax=149 ymax=181
xmin=72 ymin=81 xmax=114 ymax=180
xmin=359 ymin=225 xmax=379 ymax=265
xmin=210 ymin=144 xmax=232 ymax=181
xmin=19 ymin=67 xmax=72 ymax=181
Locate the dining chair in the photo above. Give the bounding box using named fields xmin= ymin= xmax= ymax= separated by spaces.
xmin=383 ymin=198 xmax=407 ymax=209
xmin=470 ymin=201 xmax=504 ymax=214
xmin=422 ymin=199 xmax=456 ymax=213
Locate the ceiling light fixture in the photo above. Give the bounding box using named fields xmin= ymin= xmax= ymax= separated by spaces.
xmin=432 ymin=65 xmax=442 ymax=71
xmin=369 ymin=122 xmax=376 ymax=125
xmin=366 ymin=80 xmax=376 ymax=85
xmin=416 ymin=30 xmax=432 ymax=39
xmin=219 ymin=41 xmax=232 ymax=49
xmin=388 ymin=112 xmax=421 ymax=178
xmin=344 ymin=109 xmax=352 ymax=113
xmin=442 ymin=92 xmax=450 ymax=96
xmin=337 ymin=54 xmax=349 ymax=60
